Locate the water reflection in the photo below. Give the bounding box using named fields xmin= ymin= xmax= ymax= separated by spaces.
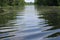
xmin=17 ymin=5 xmax=60 ymax=40
xmin=0 ymin=6 xmax=24 ymax=40
xmin=0 ymin=5 xmax=60 ymax=40
xmin=36 ymin=6 xmax=60 ymax=39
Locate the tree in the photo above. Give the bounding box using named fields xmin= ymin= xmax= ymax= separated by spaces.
xmin=35 ymin=0 xmax=59 ymax=6
xmin=0 ymin=0 xmax=25 ymax=6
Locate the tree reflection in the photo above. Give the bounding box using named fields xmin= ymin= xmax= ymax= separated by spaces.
xmin=0 ymin=8 xmax=16 ymax=27
xmin=36 ymin=6 xmax=60 ymax=38
xmin=43 ymin=9 xmax=60 ymax=30
xmin=0 ymin=6 xmax=25 ymax=40
xmin=42 ymin=9 xmax=60 ymax=38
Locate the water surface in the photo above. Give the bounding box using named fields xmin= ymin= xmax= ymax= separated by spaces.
xmin=0 ymin=5 xmax=60 ymax=40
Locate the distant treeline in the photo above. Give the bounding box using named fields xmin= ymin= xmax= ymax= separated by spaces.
xmin=0 ymin=0 xmax=25 ymax=6
xmin=35 ymin=0 xmax=60 ymax=6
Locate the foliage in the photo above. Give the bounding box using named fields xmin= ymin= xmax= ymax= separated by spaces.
xmin=0 ymin=0 xmax=25 ymax=6
xmin=35 ymin=0 xmax=60 ymax=6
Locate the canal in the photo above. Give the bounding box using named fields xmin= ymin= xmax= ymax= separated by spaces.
xmin=0 ymin=5 xmax=60 ymax=40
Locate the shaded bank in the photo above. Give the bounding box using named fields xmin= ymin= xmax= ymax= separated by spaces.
xmin=35 ymin=0 xmax=60 ymax=6
xmin=0 ymin=0 xmax=25 ymax=14
xmin=0 ymin=0 xmax=25 ymax=6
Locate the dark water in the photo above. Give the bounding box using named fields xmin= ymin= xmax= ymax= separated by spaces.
xmin=0 ymin=5 xmax=60 ymax=40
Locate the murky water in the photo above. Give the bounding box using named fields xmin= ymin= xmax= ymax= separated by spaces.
xmin=0 ymin=5 xmax=60 ymax=40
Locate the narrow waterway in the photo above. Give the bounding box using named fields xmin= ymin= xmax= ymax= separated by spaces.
xmin=0 ymin=5 xmax=60 ymax=40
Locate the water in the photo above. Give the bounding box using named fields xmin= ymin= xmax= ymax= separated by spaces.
xmin=0 ymin=5 xmax=60 ymax=40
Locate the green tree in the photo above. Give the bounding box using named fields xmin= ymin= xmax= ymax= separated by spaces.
xmin=0 ymin=0 xmax=25 ymax=6
xmin=35 ymin=0 xmax=59 ymax=6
